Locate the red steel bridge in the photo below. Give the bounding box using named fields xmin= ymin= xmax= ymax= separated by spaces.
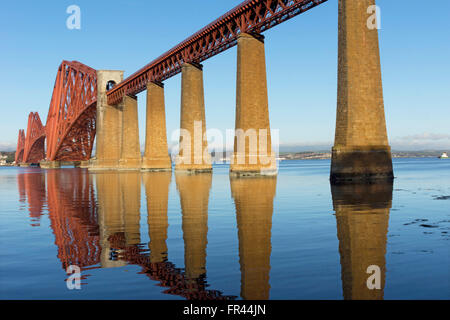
xmin=15 ymin=0 xmax=328 ymax=164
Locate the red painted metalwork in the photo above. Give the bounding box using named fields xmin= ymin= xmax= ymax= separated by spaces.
xmin=17 ymin=0 xmax=327 ymax=162
xmin=23 ymin=112 xmax=46 ymax=163
xmin=15 ymin=129 xmax=25 ymax=164
xmin=45 ymin=61 xmax=97 ymax=161
xmin=107 ymin=0 xmax=328 ymax=105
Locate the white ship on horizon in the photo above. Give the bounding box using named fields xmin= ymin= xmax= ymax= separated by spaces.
xmin=439 ymin=152 xmax=449 ymax=159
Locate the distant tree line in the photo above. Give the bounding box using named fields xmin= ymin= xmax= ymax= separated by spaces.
xmin=0 ymin=151 xmax=15 ymax=163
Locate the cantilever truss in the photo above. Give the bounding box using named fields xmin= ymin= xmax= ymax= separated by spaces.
xmin=23 ymin=112 xmax=46 ymax=163
xmin=45 ymin=61 xmax=97 ymax=161
xmin=15 ymin=129 xmax=26 ymax=163
xmin=107 ymin=0 xmax=328 ymax=105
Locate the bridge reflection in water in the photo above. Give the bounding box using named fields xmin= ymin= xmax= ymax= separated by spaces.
xmin=231 ymin=176 xmax=276 ymax=300
xmin=331 ymin=182 xmax=393 ymax=300
xmin=16 ymin=168 xmax=393 ymax=299
xmin=17 ymin=169 xmax=46 ymax=227
xmin=96 ymin=170 xmax=233 ymax=300
xmin=46 ymin=169 xmax=100 ymax=271
xmin=176 ymin=173 xmax=211 ymax=284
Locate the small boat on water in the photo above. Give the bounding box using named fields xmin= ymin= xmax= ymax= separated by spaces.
xmin=438 ymin=152 xmax=449 ymax=159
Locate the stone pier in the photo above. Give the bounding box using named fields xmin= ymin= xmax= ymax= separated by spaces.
xmin=142 ymin=82 xmax=172 ymax=171
xmin=119 ymin=95 xmax=142 ymax=170
xmin=230 ymin=33 xmax=277 ymax=176
xmin=40 ymin=161 xmax=61 ymax=169
xmin=89 ymin=70 xmax=124 ymax=170
xmin=331 ymin=0 xmax=393 ymax=183
xmin=175 ymin=63 xmax=212 ymax=172
xmin=79 ymin=160 xmax=90 ymax=168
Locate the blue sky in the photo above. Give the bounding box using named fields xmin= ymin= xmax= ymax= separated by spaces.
xmin=0 ymin=0 xmax=449 ymax=151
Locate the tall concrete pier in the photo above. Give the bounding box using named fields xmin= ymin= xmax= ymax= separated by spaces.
xmin=119 ymin=96 xmax=142 ymax=170
xmin=230 ymin=33 xmax=276 ymax=176
xmin=90 ymin=70 xmax=124 ymax=170
xmin=331 ymin=182 xmax=392 ymax=299
xmin=142 ymin=82 xmax=172 ymax=171
xmin=175 ymin=63 xmax=212 ymax=172
xmin=331 ymin=0 xmax=393 ymax=182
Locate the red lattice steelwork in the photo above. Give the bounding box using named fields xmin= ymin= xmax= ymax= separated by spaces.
xmin=23 ymin=112 xmax=46 ymax=164
xmin=15 ymin=129 xmax=25 ymax=163
xmin=107 ymin=0 xmax=328 ymax=105
xmin=17 ymin=0 xmax=328 ymax=162
xmin=45 ymin=61 xmax=97 ymax=161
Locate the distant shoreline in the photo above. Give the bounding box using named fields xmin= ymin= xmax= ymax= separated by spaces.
xmin=278 ymin=151 xmax=448 ymax=160
xmin=0 ymin=150 xmax=448 ymax=165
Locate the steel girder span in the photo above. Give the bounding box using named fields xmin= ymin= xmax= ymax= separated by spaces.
xmin=22 ymin=112 xmax=46 ymax=164
xmin=16 ymin=0 xmax=330 ymax=162
xmin=15 ymin=129 xmax=25 ymax=163
xmin=16 ymin=61 xmax=98 ymax=164
xmin=45 ymin=61 xmax=98 ymax=162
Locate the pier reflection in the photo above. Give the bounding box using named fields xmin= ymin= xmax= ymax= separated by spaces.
xmin=17 ymin=168 xmax=275 ymax=299
xmin=94 ymin=170 xmax=233 ymax=300
xmin=143 ymin=171 xmax=171 ymax=264
xmin=230 ymin=176 xmax=277 ymax=300
xmin=96 ymin=171 xmax=127 ymax=268
xmin=176 ymin=172 xmax=212 ymax=281
xmin=331 ymin=182 xmax=393 ymax=300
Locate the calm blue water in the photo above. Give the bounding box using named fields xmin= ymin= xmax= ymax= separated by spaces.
xmin=0 ymin=158 xmax=449 ymax=299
